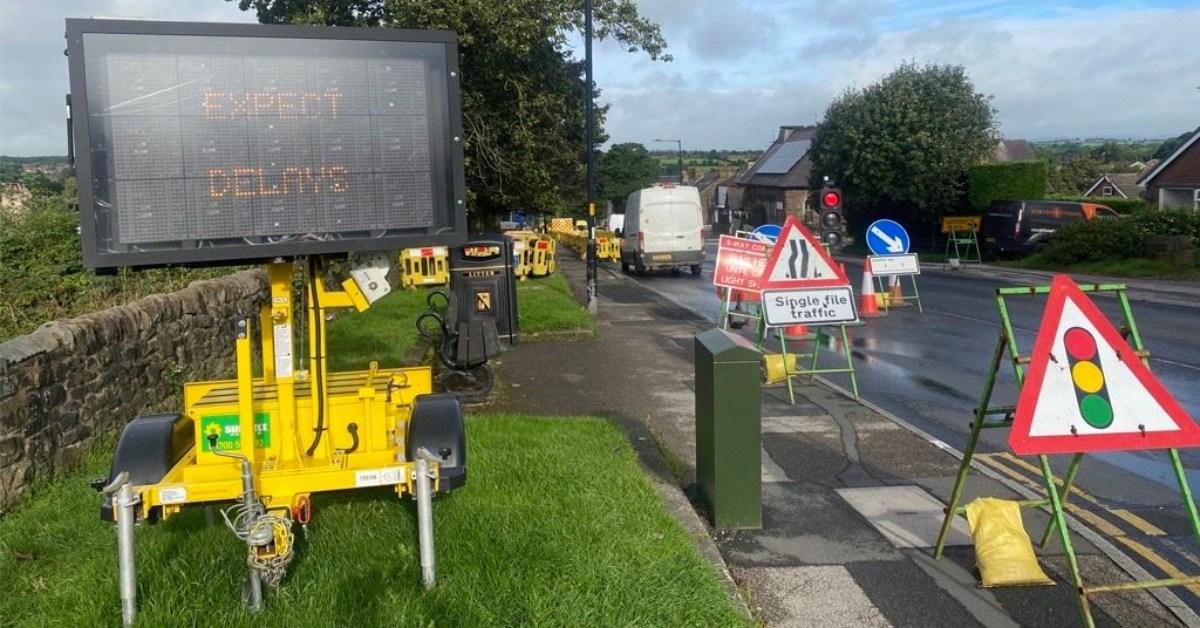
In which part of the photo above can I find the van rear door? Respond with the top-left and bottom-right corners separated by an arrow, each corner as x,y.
641,195 -> 701,254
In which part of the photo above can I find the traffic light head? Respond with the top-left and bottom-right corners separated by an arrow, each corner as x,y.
818,186 -> 843,249
1064,326 -> 1113,429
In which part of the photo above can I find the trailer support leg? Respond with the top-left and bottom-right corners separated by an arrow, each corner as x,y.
115,481 -> 138,627
416,456 -> 436,590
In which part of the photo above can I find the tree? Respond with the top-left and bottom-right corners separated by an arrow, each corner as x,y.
232,0 -> 669,223
1153,127 -> 1200,160
597,143 -> 659,210
1047,156 -> 1103,195
808,63 -> 994,232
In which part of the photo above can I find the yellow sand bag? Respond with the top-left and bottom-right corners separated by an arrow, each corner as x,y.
762,354 -> 798,384
964,497 -> 1054,587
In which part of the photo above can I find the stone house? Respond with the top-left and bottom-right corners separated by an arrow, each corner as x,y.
731,126 -> 816,227
1138,128 -> 1200,211
991,138 -> 1037,162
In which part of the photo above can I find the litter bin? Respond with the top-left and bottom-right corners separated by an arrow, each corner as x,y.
449,235 -> 519,349
694,328 -> 761,530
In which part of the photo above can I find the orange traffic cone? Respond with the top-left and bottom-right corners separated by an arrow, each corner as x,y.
783,324 -> 812,339
859,259 -> 885,318
888,275 -> 910,307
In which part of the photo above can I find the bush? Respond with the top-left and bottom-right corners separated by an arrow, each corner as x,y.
1048,195 -> 1149,214
967,160 -> 1048,212
0,193 -> 229,341
1042,219 -> 1143,264
1041,210 -> 1200,265
1128,210 -> 1200,247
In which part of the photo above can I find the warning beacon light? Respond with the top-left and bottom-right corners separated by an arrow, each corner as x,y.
818,183 -> 844,251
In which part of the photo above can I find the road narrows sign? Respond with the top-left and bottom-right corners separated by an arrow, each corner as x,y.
713,235 -> 769,292
1009,275 -> 1200,455
760,215 -> 851,289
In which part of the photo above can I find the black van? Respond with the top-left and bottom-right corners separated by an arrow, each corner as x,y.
980,200 -> 1119,256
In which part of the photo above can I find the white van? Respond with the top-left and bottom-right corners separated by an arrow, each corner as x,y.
619,184 -> 705,275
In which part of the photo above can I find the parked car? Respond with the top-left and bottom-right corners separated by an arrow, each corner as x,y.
619,184 -> 705,275
980,200 -> 1120,256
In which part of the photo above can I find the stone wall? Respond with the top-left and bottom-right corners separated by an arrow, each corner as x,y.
0,269 -> 267,511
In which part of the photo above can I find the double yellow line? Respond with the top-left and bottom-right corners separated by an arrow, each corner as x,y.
976,452 -> 1200,595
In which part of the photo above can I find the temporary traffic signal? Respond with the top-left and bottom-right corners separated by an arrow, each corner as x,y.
819,186 -> 844,251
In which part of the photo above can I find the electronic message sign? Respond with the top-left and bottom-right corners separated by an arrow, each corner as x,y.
66,19 -> 467,268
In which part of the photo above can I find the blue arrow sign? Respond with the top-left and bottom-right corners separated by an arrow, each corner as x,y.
751,224 -> 781,244
865,219 -> 910,255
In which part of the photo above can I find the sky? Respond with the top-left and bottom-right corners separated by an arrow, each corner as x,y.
1,0 -> 1197,155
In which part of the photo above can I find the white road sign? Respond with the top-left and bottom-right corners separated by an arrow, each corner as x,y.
761,287 -> 858,326
869,253 -> 920,276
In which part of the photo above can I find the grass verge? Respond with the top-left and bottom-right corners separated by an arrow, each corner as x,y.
517,274 -> 594,337
326,271 -> 594,371
998,254 -> 1200,279
325,288 -> 429,371
0,415 -> 749,627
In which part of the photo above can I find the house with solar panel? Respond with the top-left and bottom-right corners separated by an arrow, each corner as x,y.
730,126 -> 817,227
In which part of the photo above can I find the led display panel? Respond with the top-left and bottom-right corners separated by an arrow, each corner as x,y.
66,19 -> 466,268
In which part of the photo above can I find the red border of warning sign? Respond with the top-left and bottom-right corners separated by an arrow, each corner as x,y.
1009,274 -> 1200,455
759,215 -> 851,290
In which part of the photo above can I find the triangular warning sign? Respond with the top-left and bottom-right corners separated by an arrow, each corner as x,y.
759,215 -> 851,289
1009,274 -> 1200,455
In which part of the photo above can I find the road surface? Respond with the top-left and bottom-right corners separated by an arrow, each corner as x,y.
613,237 -> 1200,611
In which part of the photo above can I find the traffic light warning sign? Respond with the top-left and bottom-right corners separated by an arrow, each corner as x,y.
1009,275 -> 1200,455
760,215 -> 850,290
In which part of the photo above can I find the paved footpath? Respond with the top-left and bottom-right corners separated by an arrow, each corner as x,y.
489,254 -> 1193,628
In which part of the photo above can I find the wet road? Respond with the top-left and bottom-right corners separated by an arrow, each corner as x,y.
616,238 -> 1200,514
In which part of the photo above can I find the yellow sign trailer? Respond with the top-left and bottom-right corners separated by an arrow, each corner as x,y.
98,256 -> 466,624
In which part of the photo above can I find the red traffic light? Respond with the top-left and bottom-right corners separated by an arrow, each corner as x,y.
822,191 -> 841,208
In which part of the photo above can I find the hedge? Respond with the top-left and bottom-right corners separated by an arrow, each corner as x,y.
1048,194 -> 1149,214
1042,210 -> 1200,264
967,160 -> 1048,212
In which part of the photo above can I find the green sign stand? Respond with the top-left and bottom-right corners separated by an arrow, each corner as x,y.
933,283 -> 1200,628
873,273 -> 924,314
715,234 -> 859,405
942,226 -> 982,269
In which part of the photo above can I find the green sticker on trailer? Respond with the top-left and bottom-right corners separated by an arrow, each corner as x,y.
200,413 -> 271,451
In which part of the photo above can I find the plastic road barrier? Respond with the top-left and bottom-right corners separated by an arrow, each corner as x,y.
400,246 -> 450,289
505,231 -> 538,280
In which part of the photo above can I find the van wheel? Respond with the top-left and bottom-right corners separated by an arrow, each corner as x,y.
670,268 -> 681,277
634,264 -> 646,275
690,264 -> 702,277
621,261 -> 631,273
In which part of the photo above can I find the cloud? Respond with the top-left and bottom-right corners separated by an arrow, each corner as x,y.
2,1 -> 1197,155
0,0 -> 253,155
594,2 -> 1200,149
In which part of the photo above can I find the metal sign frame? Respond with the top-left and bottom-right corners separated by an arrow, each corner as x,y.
933,279 -> 1200,628
66,19 -> 468,269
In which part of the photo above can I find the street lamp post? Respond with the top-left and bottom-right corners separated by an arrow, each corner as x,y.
584,0 -> 598,314
653,138 -> 683,183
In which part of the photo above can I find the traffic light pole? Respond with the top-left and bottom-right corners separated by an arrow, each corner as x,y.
584,0 -> 598,314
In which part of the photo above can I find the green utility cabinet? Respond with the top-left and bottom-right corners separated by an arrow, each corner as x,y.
694,328 -> 762,530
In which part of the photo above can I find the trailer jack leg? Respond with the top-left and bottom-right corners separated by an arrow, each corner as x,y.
103,472 -> 138,627
415,453 -> 436,590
